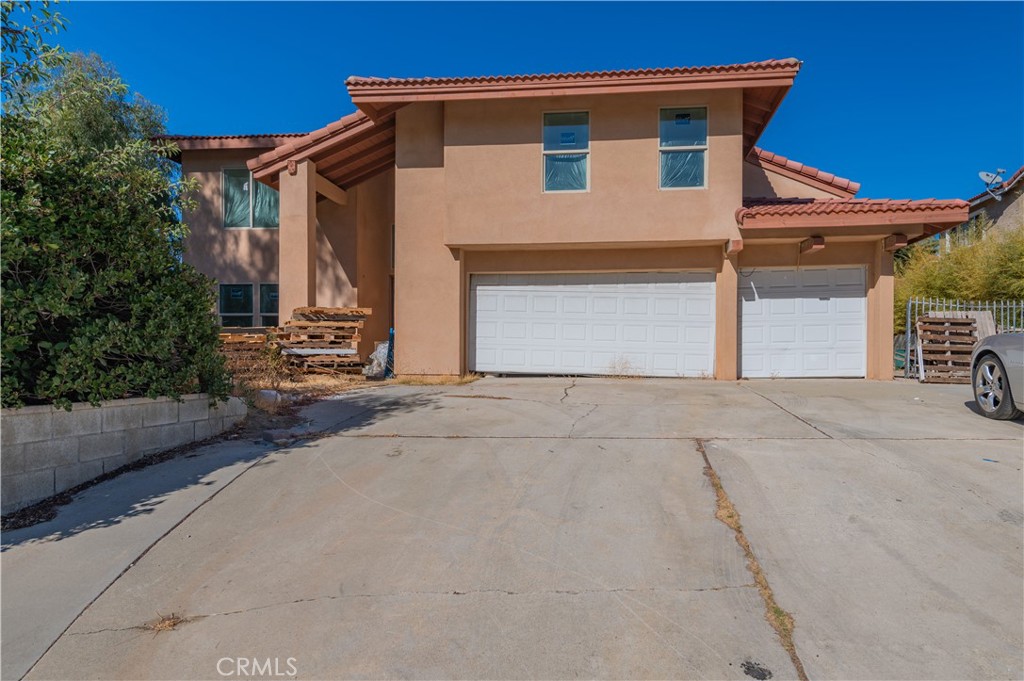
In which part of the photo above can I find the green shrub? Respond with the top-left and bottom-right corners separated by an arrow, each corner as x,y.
0,60 -> 230,409
894,218 -> 1024,332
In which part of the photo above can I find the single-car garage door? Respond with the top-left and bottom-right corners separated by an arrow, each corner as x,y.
470,272 -> 716,377
739,266 -> 866,378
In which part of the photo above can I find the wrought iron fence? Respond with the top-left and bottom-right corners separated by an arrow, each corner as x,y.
901,297 -> 1024,378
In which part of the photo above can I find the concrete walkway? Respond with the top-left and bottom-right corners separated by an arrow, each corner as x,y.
1,437 -> 276,681
4,378 -> 1022,680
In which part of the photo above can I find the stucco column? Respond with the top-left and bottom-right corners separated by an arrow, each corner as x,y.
866,240 -> 895,380
715,250 -> 739,380
278,160 -> 317,322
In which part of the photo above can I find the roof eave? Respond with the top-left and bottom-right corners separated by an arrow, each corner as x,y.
738,207 -> 969,231
349,72 -> 798,107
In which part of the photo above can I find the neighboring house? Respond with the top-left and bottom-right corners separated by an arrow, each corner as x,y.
966,165 -> 1024,233
164,58 -> 968,380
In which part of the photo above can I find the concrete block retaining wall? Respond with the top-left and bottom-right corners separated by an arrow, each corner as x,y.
1,395 -> 247,514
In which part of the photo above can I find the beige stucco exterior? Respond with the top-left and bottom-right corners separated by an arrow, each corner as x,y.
742,161 -> 838,200
181,150 -> 393,357
179,80 -> 935,380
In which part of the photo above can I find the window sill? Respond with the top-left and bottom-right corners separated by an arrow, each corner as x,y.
658,185 -> 708,192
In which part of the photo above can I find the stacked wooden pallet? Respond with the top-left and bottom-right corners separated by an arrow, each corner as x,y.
219,330 -> 270,372
915,317 -> 977,384
273,307 -> 370,374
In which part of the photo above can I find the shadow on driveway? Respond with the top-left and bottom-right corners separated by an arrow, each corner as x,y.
1,388 -> 440,550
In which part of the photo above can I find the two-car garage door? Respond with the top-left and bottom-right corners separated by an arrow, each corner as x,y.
470,272 -> 716,377
468,266 -> 868,378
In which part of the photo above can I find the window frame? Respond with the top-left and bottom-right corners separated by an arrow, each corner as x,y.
258,283 -> 279,328
222,168 -> 279,229
218,283 -> 255,328
657,106 -> 709,191
541,110 -> 591,194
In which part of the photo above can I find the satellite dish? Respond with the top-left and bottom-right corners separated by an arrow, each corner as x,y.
979,171 -> 1004,185
979,169 -> 1007,202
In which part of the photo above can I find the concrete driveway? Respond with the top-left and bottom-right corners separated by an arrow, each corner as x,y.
5,378 -> 1022,680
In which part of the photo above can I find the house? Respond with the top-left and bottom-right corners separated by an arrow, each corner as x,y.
164,58 -> 968,380
966,165 -> 1024,233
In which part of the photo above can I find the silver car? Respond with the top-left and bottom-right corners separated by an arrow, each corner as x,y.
971,333 -> 1024,420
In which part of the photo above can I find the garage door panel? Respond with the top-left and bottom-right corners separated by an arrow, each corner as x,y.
834,266 -> 865,286
533,296 -> 557,313
471,272 -> 716,377
563,297 -> 587,314
740,266 -> 866,378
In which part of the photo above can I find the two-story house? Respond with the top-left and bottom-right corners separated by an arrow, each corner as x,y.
166,59 -> 968,380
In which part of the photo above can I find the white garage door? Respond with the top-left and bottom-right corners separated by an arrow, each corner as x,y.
739,266 -> 866,378
470,272 -> 716,377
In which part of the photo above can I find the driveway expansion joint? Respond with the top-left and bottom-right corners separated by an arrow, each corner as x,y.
697,438 -> 810,681
740,384 -> 834,439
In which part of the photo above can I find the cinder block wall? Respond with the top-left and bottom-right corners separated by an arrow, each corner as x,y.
1,395 -> 247,514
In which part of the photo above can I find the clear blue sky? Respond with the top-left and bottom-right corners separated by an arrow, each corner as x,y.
56,1 -> 1023,200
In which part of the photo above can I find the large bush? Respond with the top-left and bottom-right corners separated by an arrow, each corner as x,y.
1,56 -> 230,408
894,218 -> 1024,332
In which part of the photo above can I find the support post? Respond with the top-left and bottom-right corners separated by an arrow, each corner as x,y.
867,240 -> 895,380
278,159 -> 317,323
715,250 -> 739,380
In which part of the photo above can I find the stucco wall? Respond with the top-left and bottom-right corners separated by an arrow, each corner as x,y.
742,161 -> 838,200
354,169 -> 396,355
973,184 -> 1024,233
1,395 -> 247,514
182,149 -> 281,319
180,149 -> 393,351
443,90 -> 744,248
394,103 -> 462,375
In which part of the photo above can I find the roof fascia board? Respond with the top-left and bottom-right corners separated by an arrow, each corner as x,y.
249,117 -> 393,182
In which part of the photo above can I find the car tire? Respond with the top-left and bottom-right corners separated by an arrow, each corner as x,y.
973,353 -> 1022,420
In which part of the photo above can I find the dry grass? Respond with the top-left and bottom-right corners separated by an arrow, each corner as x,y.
143,613 -> 189,632
697,439 -> 808,681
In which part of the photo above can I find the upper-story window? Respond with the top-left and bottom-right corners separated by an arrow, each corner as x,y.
543,112 -> 589,192
223,169 -> 280,228
659,107 -> 707,189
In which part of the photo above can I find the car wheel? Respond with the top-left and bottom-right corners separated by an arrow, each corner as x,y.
973,353 -> 1022,420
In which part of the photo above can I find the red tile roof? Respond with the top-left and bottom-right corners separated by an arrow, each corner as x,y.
158,133 -> 306,141
347,59 -> 801,153
749,147 -> 860,198
346,59 -> 801,89
736,198 -> 969,240
155,133 -> 307,153
968,165 -> 1024,205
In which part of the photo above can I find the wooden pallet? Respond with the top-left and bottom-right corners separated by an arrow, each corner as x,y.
916,317 -> 977,384
272,307 -> 372,374
291,307 -> 372,322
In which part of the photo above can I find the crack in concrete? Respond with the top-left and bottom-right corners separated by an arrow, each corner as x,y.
697,438 -> 809,681
561,378 -> 577,403
568,404 -> 599,438
66,584 -> 758,637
